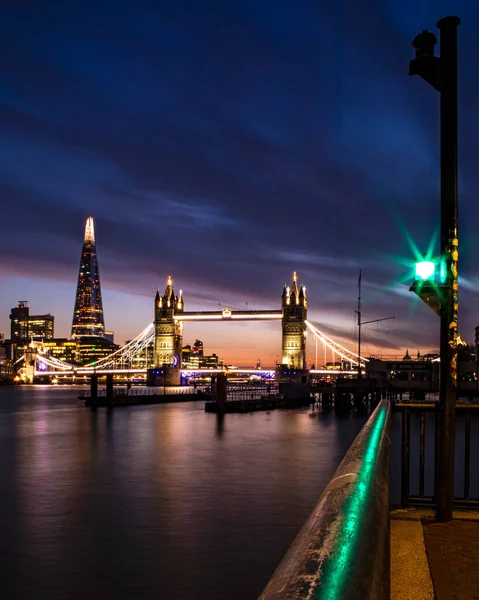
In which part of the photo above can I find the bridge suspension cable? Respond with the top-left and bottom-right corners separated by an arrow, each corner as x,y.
83,323 -> 154,370
32,323 -> 155,374
30,319 -> 369,376
37,353 -> 75,371
305,321 -> 369,367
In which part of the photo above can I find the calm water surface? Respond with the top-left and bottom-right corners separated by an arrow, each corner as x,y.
0,385 -> 371,599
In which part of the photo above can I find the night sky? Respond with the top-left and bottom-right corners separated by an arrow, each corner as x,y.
1,1 -> 478,365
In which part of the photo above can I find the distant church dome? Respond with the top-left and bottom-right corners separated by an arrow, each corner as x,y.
403,349 -> 411,361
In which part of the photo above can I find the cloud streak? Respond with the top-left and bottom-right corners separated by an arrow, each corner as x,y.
1,1 -> 478,363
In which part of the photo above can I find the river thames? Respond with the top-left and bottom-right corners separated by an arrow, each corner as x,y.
3,385 -> 477,599
0,385 -> 372,599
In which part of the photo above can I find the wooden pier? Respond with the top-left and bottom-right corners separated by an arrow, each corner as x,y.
205,395 -> 311,414
82,387 -> 211,408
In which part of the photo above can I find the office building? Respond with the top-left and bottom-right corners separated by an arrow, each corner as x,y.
182,340 -> 223,370
192,339 -> 204,356
10,302 -> 30,343
10,302 -> 54,343
77,336 -> 119,365
42,337 -> 119,366
199,353 -> 222,369
28,314 -> 54,340
71,217 -> 106,338
0,335 -> 13,380
43,339 -> 81,365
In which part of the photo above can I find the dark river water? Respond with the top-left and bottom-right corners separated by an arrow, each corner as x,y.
1,386 -> 477,599
0,386 -> 369,600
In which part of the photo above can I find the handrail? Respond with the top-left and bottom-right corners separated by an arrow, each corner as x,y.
397,402 -> 479,508
396,402 -> 479,410
259,400 -> 391,600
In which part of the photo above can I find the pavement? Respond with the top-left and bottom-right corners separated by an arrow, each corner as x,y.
390,508 -> 435,600
391,508 -> 479,600
423,517 -> 479,600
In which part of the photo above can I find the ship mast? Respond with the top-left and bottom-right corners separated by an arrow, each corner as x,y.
355,270 -> 395,378
357,270 -> 362,378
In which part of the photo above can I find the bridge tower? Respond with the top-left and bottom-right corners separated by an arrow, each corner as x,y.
150,276 -> 184,386
281,272 -> 307,369
21,340 -> 37,383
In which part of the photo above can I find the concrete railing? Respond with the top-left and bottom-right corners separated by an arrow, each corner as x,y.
259,400 -> 391,600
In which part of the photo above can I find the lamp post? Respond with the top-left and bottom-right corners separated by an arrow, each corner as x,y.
409,16 -> 460,522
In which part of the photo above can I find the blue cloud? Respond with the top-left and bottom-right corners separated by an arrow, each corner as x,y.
1,0 -> 478,358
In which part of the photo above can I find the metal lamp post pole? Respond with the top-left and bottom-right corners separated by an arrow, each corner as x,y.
437,16 -> 460,522
409,16 -> 460,522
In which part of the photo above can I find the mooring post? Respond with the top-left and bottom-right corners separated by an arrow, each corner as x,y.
106,373 -> 114,407
90,374 -> 98,411
216,372 -> 227,414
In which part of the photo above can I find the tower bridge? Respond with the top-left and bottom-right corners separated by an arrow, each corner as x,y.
150,272 -> 309,385
20,272 -> 368,382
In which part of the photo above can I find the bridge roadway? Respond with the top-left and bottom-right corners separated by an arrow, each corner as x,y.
36,367 -> 359,377
173,309 -> 283,321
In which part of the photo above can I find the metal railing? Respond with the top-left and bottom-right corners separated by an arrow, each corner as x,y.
79,386 -> 199,398
398,402 -> 479,507
259,400 -> 391,600
225,383 -> 280,401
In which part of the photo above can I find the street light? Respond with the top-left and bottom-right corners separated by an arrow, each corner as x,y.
410,255 -> 442,315
409,16 -> 460,522
415,258 -> 436,281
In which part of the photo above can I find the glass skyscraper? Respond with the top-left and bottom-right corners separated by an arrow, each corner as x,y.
71,217 -> 106,338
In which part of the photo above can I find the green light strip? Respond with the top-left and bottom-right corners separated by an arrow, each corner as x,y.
315,405 -> 388,600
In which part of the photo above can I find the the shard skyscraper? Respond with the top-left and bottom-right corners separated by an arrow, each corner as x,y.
71,217 -> 106,338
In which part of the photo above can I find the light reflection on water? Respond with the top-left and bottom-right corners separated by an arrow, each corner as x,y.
1,385 -> 368,599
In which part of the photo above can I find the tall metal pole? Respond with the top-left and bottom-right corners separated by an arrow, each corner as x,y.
437,16 -> 460,522
357,269 -> 362,378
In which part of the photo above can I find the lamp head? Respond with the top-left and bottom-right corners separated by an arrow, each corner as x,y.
411,30 -> 437,59
415,257 -> 436,281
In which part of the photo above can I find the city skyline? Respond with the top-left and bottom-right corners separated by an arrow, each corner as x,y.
0,220 -> 449,367
2,2 -> 479,365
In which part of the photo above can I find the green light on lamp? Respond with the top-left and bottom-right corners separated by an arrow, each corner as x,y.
439,259 -> 446,284
415,259 -> 435,281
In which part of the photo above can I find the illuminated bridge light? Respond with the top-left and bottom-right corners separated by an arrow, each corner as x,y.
174,311 -> 283,321
33,314 -> 367,378
310,370 -> 359,376
181,369 -> 276,378
305,320 -> 369,366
